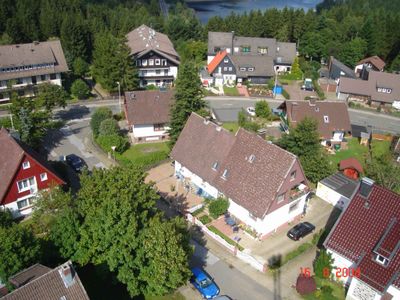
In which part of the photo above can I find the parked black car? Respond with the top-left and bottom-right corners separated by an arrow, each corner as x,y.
287,222 -> 315,241
65,154 -> 87,173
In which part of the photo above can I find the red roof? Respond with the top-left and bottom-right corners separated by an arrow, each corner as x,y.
339,158 -> 364,174
325,184 -> 400,292
207,50 -> 227,74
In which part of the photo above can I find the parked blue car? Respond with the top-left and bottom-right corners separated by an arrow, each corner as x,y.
190,267 -> 220,299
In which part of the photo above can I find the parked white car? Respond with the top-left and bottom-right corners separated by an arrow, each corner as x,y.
392,101 -> 400,111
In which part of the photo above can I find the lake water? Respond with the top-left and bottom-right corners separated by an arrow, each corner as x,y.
185,0 -> 322,23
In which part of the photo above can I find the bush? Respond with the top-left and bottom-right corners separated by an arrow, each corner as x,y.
0,117 -> 12,129
96,134 -> 129,154
208,197 -> 229,219
313,80 -> 326,100
90,107 -> 113,137
72,57 -> 89,77
192,206 -> 205,217
238,110 -> 247,127
243,121 -> 260,132
99,118 -> 119,136
146,84 -> 157,90
71,79 -> 91,100
282,88 -> 290,99
255,101 -> 271,119
199,215 -> 212,224
0,209 -> 14,228
314,250 -> 334,279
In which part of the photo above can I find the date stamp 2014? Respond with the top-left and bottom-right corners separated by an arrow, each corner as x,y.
300,267 -> 361,279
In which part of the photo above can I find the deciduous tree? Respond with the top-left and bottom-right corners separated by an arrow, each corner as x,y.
71,79 -> 91,100
90,107 -> 113,137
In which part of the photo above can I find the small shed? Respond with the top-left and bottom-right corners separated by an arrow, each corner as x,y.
360,132 -> 371,146
339,158 -> 364,179
316,172 -> 359,209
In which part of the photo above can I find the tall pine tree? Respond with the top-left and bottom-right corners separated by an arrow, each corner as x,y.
168,61 -> 205,147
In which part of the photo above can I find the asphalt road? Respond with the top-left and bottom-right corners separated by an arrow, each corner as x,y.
190,240 -> 274,300
206,96 -> 400,134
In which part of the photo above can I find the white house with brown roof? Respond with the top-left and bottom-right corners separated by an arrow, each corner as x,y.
126,25 -> 180,88
0,40 -> 68,103
171,113 -> 310,238
354,56 -> 385,77
124,90 -> 174,143
324,178 -> 400,300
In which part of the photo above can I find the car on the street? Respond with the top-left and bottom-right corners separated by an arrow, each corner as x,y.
287,222 -> 315,241
64,154 -> 87,173
301,78 -> 314,91
190,267 -> 219,299
246,107 -> 256,116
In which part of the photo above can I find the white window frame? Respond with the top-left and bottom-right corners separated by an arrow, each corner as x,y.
40,172 -> 48,181
240,67 -> 246,71
323,115 -> 329,123
142,59 -> 148,66
155,59 -> 160,65
149,59 -> 154,66
212,161 -> 218,171
228,67 -> 232,71
290,171 -> 296,181
161,59 -> 167,66
376,254 -> 389,265
248,67 -> 254,71
22,161 -> 30,169
221,169 -> 228,180
224,59 -> 229,63
276,193 -> 285,203
17,176 -> 36,193
16,196 -> 36,210
223,67 -> 227,71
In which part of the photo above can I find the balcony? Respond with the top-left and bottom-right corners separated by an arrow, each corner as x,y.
289,184 -> 309,201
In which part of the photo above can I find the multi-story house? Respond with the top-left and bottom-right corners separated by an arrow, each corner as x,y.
0,40 -> 68,103
0,128 -> 64,219
126,25 -> 180,88
171,113 -> 310,238
324,178 -> 400,300
206,31 -> 296,85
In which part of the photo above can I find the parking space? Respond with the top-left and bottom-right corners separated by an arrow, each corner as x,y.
283,81 -> 318,100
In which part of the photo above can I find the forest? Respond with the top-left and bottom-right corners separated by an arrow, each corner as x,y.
0,0 -> 399,75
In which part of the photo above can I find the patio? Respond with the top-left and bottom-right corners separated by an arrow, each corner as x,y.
146,162 -> 204,213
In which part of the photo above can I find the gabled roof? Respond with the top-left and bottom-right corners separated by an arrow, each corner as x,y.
325,184 -> 400,293
329,57 -> 356,79
2,261 -> 89,300
338,71 -> 400,104
9,264 -> 51,288
0,128 -> 65,204
207,50 -> 228,74
171,113 -> 303,219
339,158 -> 364,174
283,100 -> 352,139
357,56 -> 386,71
230,55 -> 275,78
126,24 -> 179,61
124,90 -> 174,125
0,40 -> 69,81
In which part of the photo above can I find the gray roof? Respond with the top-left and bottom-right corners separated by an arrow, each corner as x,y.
320,172 -> 359,199
338,71 -> 400,104
329,57 -> 356,79
0,40 -> 69,81
230,55 -> 274,78
2,261 -> 89,300
9,264 -> 51,288
126,25 -> 179,63
208,32 -> 296,64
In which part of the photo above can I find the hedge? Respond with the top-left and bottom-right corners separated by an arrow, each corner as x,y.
208,198 -> 229,219
199,215 -> 212,225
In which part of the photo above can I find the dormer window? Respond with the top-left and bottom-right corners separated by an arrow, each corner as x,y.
212,161 -> 219,171
22,161 -> 30,169
323,116 -> 329,123
248,67 -> 254,71
222,169 -> 229,180
239,67 -> 246,71
248,154 -> 255,163
376,254 -> 389,266
224,59 -> 229,63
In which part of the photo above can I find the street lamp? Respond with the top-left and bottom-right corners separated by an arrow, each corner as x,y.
111,146 -> 116,161
116,81 -> 121,114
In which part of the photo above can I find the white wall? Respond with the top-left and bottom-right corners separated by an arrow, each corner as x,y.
4,193 -> 37,219
316,182 -> 350,209
387,286 -> 400,300
175,162 -> 219,198
229,193 -> 307,236
207,55 -> 215,64
223,74 -> 236,84
274,65 -> 291,73
170,66 -> 178,79
132,124 -> 169,140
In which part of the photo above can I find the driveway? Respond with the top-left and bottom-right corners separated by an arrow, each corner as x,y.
282,81 -> 317,100
249,197 -> 337,261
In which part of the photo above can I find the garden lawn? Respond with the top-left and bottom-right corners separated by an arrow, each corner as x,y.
327,138 -> 391,168
223,86 -> 240,96
120,142 -> 170,168
302,277 -> 345,300
222,122 -> 239,133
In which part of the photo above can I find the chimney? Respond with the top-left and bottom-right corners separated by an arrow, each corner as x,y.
360,177 -> 374,200
59,262 -> 75,288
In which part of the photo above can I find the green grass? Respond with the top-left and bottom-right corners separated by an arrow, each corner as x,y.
199,215 -> 212,224
282,242 -> 313,265
302,277 -> 345,300
222,122 -> 239,133
223,85 -> 240,96
208,225 -> 244,251
327,138 -> 391,169
120,142 -> 170,168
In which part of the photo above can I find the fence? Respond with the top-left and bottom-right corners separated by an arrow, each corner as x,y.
187,213 -> 266,272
